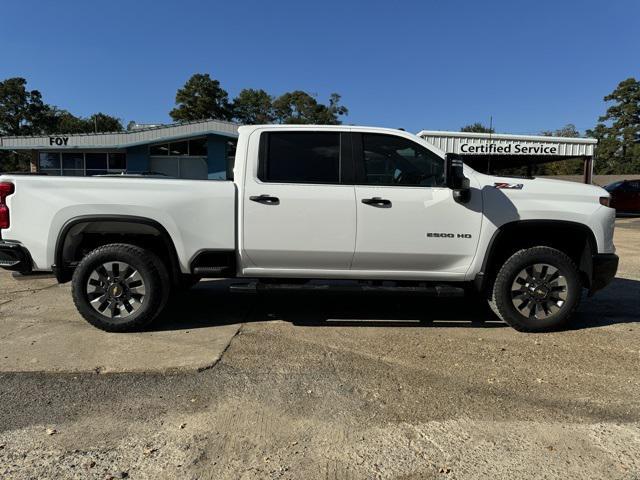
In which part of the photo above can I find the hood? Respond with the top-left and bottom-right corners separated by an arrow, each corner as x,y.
469,170 -> 608,198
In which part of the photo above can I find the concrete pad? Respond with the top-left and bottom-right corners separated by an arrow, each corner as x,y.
0,275 -> 243,374
0,271 -> 58,306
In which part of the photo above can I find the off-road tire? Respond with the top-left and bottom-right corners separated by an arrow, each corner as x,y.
71,243 -> 170,332
488,246 -> 581,332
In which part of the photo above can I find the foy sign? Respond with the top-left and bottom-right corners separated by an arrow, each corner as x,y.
459,142 -> 558,155
49,136 -> 69,146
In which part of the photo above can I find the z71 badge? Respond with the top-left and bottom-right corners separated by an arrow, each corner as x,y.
494,182 -> 524,190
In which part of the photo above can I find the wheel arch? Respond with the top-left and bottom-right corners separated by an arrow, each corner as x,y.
477,219 -> 598,292
54,215 -> 181,285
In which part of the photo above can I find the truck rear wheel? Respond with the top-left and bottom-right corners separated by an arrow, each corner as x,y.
489,246 -> 581,332
71,244 -> 170,332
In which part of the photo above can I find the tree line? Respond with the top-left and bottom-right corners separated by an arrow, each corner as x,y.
168,73 -> 348,126
1,74 -> 639,175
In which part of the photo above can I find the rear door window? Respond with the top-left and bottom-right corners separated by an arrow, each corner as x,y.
260,132 -> 341,184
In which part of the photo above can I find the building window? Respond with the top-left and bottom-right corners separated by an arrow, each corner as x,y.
85,153 -> 108,176
149,137 -> 208,157
38,152 -> 126,176
226,139 -> 237,180
189,138 -> 207,156
108,153 -> 126,170
169,141 -> 189,156
62,153 -> 84,176
149,144 -> 169,156
39,153 -> 61,175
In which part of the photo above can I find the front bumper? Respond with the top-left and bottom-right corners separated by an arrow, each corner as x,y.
590,253 -> 619,293
0,241 -> 32,274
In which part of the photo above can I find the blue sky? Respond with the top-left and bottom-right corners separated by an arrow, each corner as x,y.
1,0 -> 638,134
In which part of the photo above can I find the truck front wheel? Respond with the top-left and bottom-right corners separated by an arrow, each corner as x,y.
71,244 -> 170,332
489,247 -> 582,332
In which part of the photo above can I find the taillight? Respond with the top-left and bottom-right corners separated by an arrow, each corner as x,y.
599,196 -> 611,207
0,182 -> 15,229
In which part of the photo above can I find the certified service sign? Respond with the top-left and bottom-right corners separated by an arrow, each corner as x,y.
459,142 -> 558,155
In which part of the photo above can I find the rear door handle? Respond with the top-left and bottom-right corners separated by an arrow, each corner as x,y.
250,194 -> 280,205
361,197 -> 392,208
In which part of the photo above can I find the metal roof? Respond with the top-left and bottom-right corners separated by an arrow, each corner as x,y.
418,130 -> 596,157
0,119 -> 239,150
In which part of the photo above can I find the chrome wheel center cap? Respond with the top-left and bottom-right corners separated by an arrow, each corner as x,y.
109,283 -> 124,298
533,285 -> 549,299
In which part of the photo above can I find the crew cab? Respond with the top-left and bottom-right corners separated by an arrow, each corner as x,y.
0,125 -> 619,332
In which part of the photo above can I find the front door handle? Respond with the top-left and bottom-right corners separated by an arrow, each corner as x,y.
250,194 -> 280,205
361,197 -> 392,208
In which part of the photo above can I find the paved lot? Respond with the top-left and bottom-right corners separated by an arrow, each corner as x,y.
0,218 -> 639,479
0,276 -> 243,373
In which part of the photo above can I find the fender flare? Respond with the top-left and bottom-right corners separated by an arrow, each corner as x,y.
53,214 -> 181,284
476,219 -> 598,291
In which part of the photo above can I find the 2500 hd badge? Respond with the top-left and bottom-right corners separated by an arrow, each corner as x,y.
426,233 -> 473,239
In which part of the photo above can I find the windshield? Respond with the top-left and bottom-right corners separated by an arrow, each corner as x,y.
604,181 -> 623,192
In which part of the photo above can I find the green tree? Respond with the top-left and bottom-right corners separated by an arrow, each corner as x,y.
539,124 -> 583,175
41,109 -> 123,134
272,91 -> 348,124
0,77 -> 51,136
541,124 -> 580,138
587,78 -> 640,174
232,88 -> 275,124
170,73 -> 232,122
0,77 -> 53,172
460,122 -> 494,133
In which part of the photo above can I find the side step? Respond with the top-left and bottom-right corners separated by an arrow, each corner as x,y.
229,281 -> 465,297
192,266 -> 232,276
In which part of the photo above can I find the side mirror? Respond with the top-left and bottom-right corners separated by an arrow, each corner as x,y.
446,153 -> 471,203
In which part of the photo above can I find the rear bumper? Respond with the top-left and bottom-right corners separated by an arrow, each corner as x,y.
0,241 -> 33,274
590,253 -> 618,293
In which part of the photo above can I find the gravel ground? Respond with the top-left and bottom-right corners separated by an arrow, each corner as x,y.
1,218 -> 639,480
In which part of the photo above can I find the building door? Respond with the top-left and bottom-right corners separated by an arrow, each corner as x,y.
351,132 -> 483,278
241,130 -> 356,274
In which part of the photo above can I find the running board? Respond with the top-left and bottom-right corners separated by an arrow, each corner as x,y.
192,266 -> 232,276
229,282 -> 465,297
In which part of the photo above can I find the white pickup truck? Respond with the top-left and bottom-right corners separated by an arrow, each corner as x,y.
0,125 -> 618,332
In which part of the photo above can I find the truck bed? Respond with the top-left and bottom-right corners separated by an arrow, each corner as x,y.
0,175 -> 236,273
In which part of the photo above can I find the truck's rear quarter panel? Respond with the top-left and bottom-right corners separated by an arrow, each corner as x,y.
1,176 -> 236,273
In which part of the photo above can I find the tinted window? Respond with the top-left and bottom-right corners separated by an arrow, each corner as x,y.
611,181 -> 638,192
62,152 -> 84,176
262,132 -> 340,184
189,138 -> 208,156
361,134 -> 445,187
86,153 -> 107,169
39,152 -> 60,170
604,181 -> 623,192
62,153 -> 84,170
150,143 -> 169,155
108,153 -> 127,170
169,141 -> 189,156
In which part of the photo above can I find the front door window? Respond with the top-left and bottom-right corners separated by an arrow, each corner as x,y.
361,133 -> 445,188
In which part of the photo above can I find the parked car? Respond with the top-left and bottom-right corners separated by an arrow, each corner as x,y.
0,125 -> 618,333
604,179 -> 640,214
